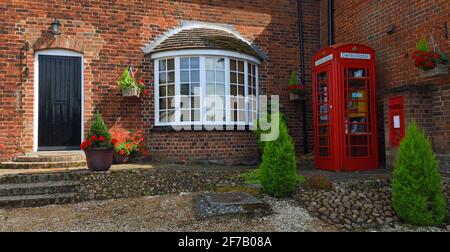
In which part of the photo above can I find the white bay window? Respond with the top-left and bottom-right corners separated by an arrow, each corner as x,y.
153,50 -> 259,127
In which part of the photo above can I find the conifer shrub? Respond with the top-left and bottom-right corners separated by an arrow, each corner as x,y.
259,112 -> 298,197
88,111 -> 111,142
392,122 -> 446,225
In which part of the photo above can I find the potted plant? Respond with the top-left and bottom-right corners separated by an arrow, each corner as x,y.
117,68 -> 145,97
287,71 -> 305,100
80,112 -> 114,171
109,127 -> 148,164
413,38 -> 448,78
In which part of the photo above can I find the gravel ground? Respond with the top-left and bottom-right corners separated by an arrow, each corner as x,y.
0,193 -> 333,232
0,193 -> 447,232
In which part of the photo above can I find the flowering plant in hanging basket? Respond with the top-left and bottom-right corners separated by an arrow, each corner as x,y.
117,68 -> 145,97
413,38 -> 448,78
80,112 -> 115,171
287,71 -> 305,101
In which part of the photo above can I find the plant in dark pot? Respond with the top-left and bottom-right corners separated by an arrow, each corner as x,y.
80,112 -> 114,171
109,127 -> 148,164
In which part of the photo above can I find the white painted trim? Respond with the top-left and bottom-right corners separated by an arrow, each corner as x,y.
151,49 -> 261,65
153,54 -> 259,127
33,49 -> 84,152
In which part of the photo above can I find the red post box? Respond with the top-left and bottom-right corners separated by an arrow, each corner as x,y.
388,96 -> 405,147
312,44 -> 379,172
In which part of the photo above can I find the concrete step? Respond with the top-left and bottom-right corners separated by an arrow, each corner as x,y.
0,160 -> 86,169
0,172 -> 81,184
13,154 -> 85,163
0,193 -> 75,208
0,181 -> 79,197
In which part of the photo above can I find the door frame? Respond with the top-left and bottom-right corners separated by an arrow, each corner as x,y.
33,49 -> 84,152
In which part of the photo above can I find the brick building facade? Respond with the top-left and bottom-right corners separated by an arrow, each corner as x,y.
0,0 -> 448,171
0,0 -> 318,165
319,0 -> 450,172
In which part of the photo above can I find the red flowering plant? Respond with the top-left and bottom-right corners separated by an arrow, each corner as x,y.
80,112 -> 114,150
109,127 -> 148,157
413,38 -> 448,71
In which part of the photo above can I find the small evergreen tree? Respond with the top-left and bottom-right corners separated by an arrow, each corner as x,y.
392,122 -> 446,225
259,113 -> 298,197
89,111 -> 112,142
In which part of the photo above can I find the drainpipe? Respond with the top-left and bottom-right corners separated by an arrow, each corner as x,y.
297,0 -> 308,154
328,0 -> 334,45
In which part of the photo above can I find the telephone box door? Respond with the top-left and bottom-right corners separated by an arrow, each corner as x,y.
313,64 -> 337,171
341,64 -> 378,171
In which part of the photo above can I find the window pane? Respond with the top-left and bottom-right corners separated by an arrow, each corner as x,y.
192,96 -> 200,109
238,61 -> 244,72
159,60 -> 166,71
167,110 -> 175,122
190,57 -> 199,69
181,110 -> 190,122
206,70 -> 215,82
206,58 -> 215,69
167,84 -> 175,96
180,84 -> 189,95
180,70 -> 189,83
192,83 -> 200,95
180,96 -> 190,109
180,58 -> 189,69
159,85 -> 166,97
216,71 -> 224,82
159,111 -> 167,122
216,83 -> 225,95
167,59 -> 174,70
168,97 -> 175,109
216,58 -> 225,69
230,60 -> 236,71
206,83 -> 215,95
238,73 -> 244,84
168,71 -> 174,83
191,70 -> 200,82
159,73 -> 166,84
159,98 -> 166,109
230,72 -> 236,84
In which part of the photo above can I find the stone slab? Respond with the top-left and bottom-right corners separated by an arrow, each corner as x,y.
195,192 -> 272,219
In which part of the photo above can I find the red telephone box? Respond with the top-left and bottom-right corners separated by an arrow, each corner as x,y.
312,44 -> 379,172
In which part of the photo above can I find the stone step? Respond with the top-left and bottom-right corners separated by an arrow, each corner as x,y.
0,193 -> 75,208
0,160 -> 86,169
13,154 -> 85,163
0,172 -> 81,184
0,181 -> 79,197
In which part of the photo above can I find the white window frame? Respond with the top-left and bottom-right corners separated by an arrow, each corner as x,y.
152,49 -> 260,127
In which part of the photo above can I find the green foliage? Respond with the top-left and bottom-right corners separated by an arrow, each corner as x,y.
254,105 -> 287,152
117,69 -> 135,90
88,112 -> 112,148
259,113 -> 298,197
392,122 -> 446,226
241,169 -> 262,185
439,53 -> 448,65
416,38 -> 429,52
117,68 -> 144,92
288,71 -> 298,85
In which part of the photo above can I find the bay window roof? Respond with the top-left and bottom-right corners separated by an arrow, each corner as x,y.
150,28 -> 262,60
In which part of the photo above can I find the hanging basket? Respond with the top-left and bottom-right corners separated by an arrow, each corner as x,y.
122,87 -> 140,97
288,84 -> 306,101
420,64 -> 448,78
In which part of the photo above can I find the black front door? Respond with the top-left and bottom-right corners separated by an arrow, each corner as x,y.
38,55 -> 82,150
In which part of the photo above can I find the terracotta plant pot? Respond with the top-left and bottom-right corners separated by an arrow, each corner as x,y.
84,148 -> 113,171
113,151 -> 130,164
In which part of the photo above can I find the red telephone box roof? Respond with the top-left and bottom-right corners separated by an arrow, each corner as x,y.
312,43 -> 375,67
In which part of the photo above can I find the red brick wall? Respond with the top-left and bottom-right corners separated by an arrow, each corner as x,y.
320,0 -> 450,171
0,0 -> 320,164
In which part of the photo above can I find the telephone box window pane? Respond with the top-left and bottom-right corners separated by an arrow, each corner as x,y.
319,148 -> 329,157
349,79 -> 366,90
319,137 -> 329,146
350,146 -> 368,157
350,135 -> 368,145
348,69 -> 366,78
